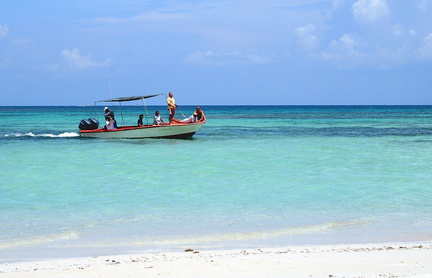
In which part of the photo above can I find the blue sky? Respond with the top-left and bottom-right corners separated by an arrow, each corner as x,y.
1,0 -> 432,105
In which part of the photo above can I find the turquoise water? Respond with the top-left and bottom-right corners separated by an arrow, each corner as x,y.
1,105 -> 432,261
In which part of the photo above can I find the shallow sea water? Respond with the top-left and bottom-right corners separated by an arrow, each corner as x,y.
1,105 -> 432,261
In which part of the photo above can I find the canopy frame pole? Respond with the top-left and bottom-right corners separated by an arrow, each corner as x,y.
92,93 -> 165,128
119,101 -> 124,127
92,101 -> 102,128
142,98 -> 150,125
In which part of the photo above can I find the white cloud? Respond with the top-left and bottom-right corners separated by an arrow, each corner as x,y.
43,63 -> 61,72
184,50 -> 268,66
332,0 -> 345,8
295,24 -> 319,51
13,38 -> 33,46
417,0 -> 427,12
418,33 -> 432,60
95,12 -> 185,24
352,0 -> 389,23
0,24 -> 9,38
392,25 -> 403,36
320,33 -> 364,61
392,25 -> 418,38
61,48 -> 111,70
331,34 -> 358,52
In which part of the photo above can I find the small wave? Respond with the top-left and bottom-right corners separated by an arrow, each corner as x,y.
132,220 -> 366,246
0,231 -> 80,249
24,220 -> 365,250
4,132 -> 79,138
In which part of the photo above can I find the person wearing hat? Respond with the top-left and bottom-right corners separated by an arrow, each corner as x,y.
104,107 -> 117,128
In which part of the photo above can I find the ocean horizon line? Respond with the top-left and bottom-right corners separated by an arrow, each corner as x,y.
2,104 -> 432,108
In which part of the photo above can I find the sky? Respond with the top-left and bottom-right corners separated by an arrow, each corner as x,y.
1,0 -> 432,106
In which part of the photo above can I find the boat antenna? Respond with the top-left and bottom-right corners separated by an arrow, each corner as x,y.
108,79 -> 113,99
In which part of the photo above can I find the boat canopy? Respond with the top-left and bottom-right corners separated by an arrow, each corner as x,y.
95,94 -> 164,103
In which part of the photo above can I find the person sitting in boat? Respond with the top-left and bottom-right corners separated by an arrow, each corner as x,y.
153,111 -> 165,125
194,106 -> 206,122
180,107 -> 206,123
137,114 -> 144,126
105,116 -> 116,130
170,107 -> 206,124
104,107 -> 117,128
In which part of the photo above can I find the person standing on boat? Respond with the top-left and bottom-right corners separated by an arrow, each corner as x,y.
153,111 -> 165,125
166,92 -> 177,123
104,107 -> 117,128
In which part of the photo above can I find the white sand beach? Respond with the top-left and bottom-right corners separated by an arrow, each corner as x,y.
1,242 -> 431,278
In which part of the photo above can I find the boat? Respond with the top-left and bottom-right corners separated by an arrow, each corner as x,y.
78,94 -> 206,139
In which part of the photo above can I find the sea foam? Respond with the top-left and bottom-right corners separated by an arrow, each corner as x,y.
0,231 -> 80,249
4,132 -> 79,138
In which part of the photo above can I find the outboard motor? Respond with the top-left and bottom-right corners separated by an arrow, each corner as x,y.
79,117 -> 99,130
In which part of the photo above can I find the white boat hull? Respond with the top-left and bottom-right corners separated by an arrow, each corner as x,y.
79,122 -> 205,139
